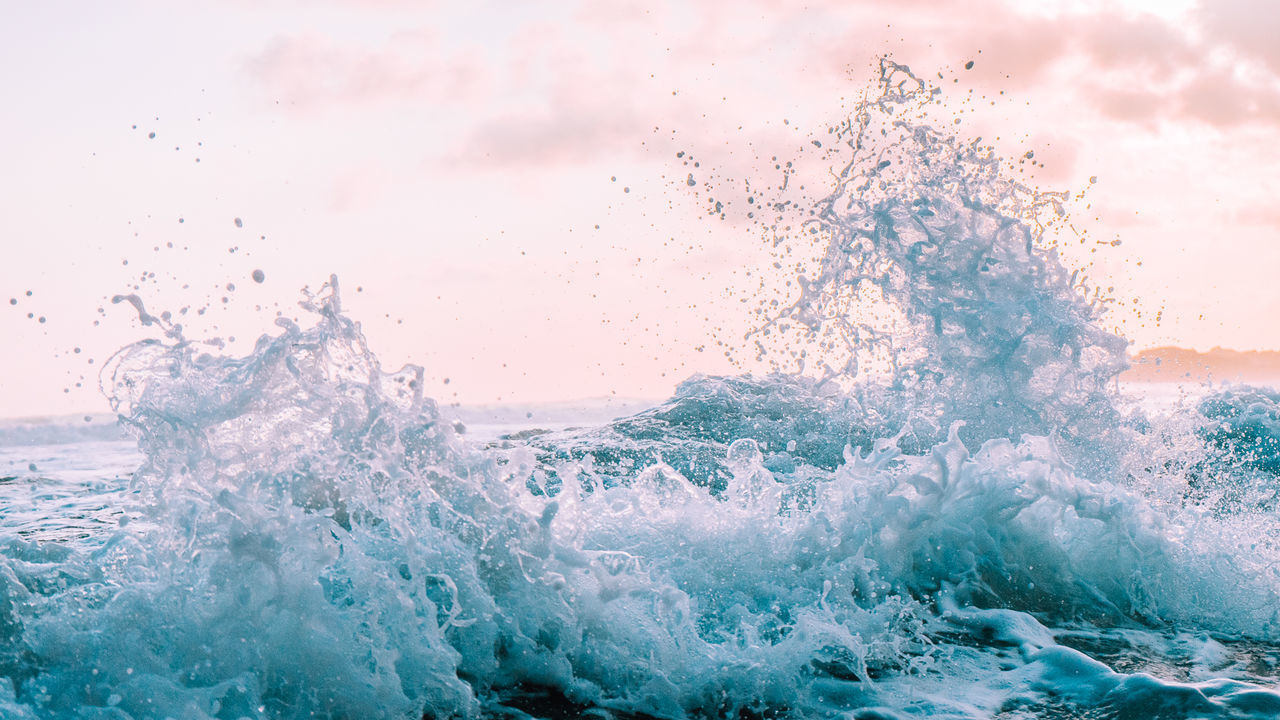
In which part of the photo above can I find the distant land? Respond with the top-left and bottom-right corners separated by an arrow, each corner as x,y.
1123,347 -> 1280,383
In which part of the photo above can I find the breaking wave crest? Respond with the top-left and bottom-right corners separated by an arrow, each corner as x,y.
2,61 -> 1279,720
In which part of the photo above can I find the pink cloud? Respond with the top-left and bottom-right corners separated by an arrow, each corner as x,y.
243,0 -> 1280,175
245,30 -> 486,110
459,106 -> 644,166
1177,68 -> 1280,127
1234,204 -> 1280,228
449,16 -> 666,166
1197,0 -> 1280,77
1077,13 -> 1197,78
1071,9 -> 1280,130
1088,85 -> 1167,126
818,4 -> 1280,133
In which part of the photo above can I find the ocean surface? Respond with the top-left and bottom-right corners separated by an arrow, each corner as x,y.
4,61 -> 1280,719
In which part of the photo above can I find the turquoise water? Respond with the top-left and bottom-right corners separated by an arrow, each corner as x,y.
3,61 -> 1280,719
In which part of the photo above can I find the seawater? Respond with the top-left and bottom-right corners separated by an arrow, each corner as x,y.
3,61 -> 1280,719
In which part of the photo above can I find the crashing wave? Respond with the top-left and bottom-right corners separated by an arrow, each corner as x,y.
1,62 -> 1278,720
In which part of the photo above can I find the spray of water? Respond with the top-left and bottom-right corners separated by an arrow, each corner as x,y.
0,62 -> 1278,720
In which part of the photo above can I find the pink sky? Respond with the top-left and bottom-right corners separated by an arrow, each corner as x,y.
2,0 -> 1279,419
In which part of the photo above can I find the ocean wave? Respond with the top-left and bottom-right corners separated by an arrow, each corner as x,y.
1,61 -> 1278,719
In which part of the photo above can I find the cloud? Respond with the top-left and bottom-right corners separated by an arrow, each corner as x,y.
244,30 -> 484,110
242,0 -> 1280,176
458,106 -> 644,166
1069,8 -> 1280,130
1076,13 -> 1198,78
446,14 -> 668,166
1177,68 -> 1280,126
1197,0 -> 1280,77
823,3 -> 1280,133
1088,85 -> 1166,126
1233,203 -> 1280,228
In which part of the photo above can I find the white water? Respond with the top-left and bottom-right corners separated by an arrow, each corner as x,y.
2,61 -> 1279,719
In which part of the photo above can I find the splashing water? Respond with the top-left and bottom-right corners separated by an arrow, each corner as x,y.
739,60 -> 1130,468
3,62 -> 1280,720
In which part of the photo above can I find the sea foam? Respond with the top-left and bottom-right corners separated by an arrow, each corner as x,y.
2,61 -> 1279,720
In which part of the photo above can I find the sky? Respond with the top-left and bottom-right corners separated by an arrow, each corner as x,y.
2,0 -> 1279,419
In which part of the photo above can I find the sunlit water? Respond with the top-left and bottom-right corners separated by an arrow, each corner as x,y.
4,61 -> 1280,719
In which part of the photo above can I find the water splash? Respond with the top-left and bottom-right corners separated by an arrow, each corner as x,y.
744,60 -> 1130,464
0,64 -> 1278,720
